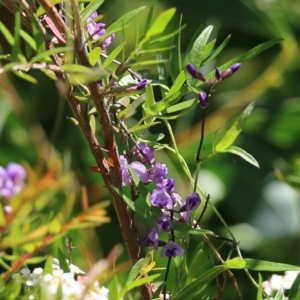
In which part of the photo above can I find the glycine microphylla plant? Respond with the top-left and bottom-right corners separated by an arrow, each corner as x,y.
0,0 -> 299,300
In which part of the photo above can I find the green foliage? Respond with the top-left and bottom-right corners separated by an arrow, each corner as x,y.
0,0 -> 299,299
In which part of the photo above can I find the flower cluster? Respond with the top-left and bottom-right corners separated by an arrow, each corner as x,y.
186,62 -> 241,108
120,143 -> 201,257
0,163 -> 26,200
86,11 -> 115,49
12,262 -> 109,300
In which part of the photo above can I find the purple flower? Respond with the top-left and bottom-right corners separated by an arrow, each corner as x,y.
86,11 -> 115,49
141,228 -> 159,249
199,92 -> 209,108
136,79 -> 148,90
0,163 -> 26,200
150,189 -> 173,210
120,155 -> 131,186
179,210 -> 191,223
161,241 -> 184,257
156,178 -> 175,193
152,161 -> 168,183
157,216 -> 171,232
134,142 -> 154,164
180,192 -> 201,212
221,63 -> 241,79
129,161 -> 150,184
186,63 -> 206,82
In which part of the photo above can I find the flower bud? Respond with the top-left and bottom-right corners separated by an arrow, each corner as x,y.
199,92 -> 209,108
186,63 -> 206,82
221,63 -> 241,79
215,67 -> 222,81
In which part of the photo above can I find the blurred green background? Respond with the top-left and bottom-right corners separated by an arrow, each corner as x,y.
1,0 -> 300,298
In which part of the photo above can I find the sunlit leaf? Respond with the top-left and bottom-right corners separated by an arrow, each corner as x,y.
200,39 -> 216,61
146,8 -> 176,38
81,0 -> 105,23
125,259 -> 144,286
186,25 -> 213,86
30,47 -> 72,63
88,47 -> 101,66
215,102 -> 254,151
129,121 -> 160,132
219,146 -> 260,168
103,42 -> 126,68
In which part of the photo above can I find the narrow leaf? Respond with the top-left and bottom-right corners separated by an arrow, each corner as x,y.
88,47 -> 101,66
106,7 -> 146,33
288,272 -> 300,300
219,146 -> 260,168
125,259 -> 144,286
172,266 -> 224,300
256,273 -> 263,300
103,42 -> 126,68
216,102 -> 254,151
81,0 -> 105,23
186,26 -> 213,86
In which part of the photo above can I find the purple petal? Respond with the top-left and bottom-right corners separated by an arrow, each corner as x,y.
161,241 -> 184,257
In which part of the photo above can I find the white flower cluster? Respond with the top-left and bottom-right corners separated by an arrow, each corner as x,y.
262,270 -> 299,299
12,263 -> 109,300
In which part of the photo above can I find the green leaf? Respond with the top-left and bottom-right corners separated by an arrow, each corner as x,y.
182,25 -> 204,67
61,64 -> 93,74
121,94 -> 146,119
0,21 -> 14,45
89,114 -> 96,134
187,243 -> 204,284
106,7 -> 146,34
225,257 -> 300,272
112,187 -> 135,211
30,11 -> 46,54
129,59 -> 169,67
186,26 -> 213,86
118,274 -> 160,299
144,85 -> 188,115
43,256 -> 53,275
11,8 -> 22,62
129,122 -> 160,133
88,47 -> 101,66
81,0 -> 105,23
165,99 -> 198,114
200,39 -> 216,61
224,257 -> 246,269
215,102 -> 254,151
108,276 -> 119,300
171,221 -> 212,235
172,266 -> 224,300
256,273 -> 263,300
288,272 -> 300,300
219,146 -> 260,168
125,259 -> 144,286
145,8 -> 176,38
103,42 -> 126,68
20,29 -> 36,51
127,165 -> 149,199
30,47 -> 72,63
58,248 -> 70,273
201,35 -> 231,65
274,288 -> 285,300
13,71 -> 37,84
144,0 -> 156,36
